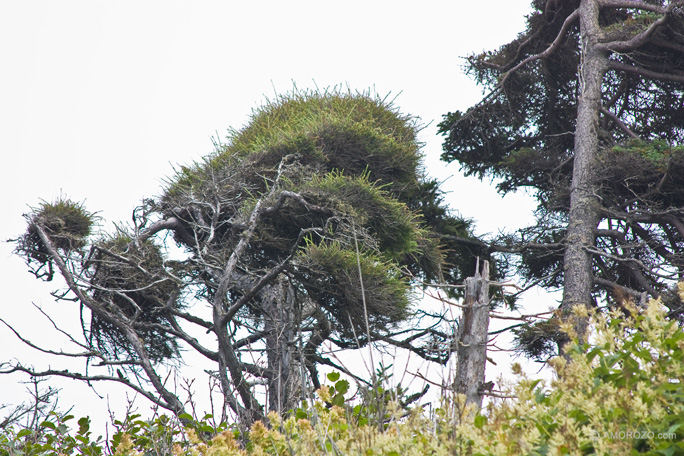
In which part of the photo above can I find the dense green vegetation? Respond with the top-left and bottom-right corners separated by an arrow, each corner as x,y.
439,0 -> 684,356
9,89 -> 479,428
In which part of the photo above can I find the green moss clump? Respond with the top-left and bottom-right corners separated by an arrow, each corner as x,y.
598,139 -> 684,209
295,171 -> 423,261
294,241 -> 409,340
610,138 -> 684,167
17,198 -> 95,280
89,233 -> 180,363
162,89 -> 422,208
29,198 -> 94,253
154,89 -> 465,341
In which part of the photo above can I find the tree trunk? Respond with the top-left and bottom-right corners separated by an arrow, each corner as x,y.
455,260 -> 490,411
561,0 -> 606,344
263,276 -> 298,415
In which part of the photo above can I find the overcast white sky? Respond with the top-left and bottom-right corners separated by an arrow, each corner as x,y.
0,0 -> 548,430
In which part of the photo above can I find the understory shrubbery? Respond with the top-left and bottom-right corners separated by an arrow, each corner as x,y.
2,290 -> 684,455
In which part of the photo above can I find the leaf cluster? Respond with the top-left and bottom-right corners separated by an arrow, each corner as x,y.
598,139 -> 684,210
16,198 -> 96,280
87,233 -> 182,362
0,413 -> 103,456
6,292 -> 684,455
438,1 -> 684,332
157,89 -> 475,344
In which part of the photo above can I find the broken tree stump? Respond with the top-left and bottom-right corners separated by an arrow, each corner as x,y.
455,259 -> 490,410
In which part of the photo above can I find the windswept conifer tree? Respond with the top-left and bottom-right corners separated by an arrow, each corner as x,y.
439,0 -> 684,358
8,90 -> 477,427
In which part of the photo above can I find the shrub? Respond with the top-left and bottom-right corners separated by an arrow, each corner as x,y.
467,293 -> 684,455
3,291 -> 684,455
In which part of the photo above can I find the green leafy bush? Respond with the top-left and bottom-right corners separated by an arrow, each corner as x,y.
3,290 -> 684,455
467,291 -> 684,455
0,412 -> 103,456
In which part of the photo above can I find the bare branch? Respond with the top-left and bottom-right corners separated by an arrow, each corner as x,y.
600,206 -> 684,224
213,158 -> 292,318
262,190 -> 329,216
599,0 -> 668,14
0,379 -> 59,430
164,317 -> 218,362
600,106 -> 639,138
310,354 -> 372,387
138,217 -> 184,243
489,310 -> 556,321
664,214 -> 684,239
30,221 -> 187,416
221,226 -> 321,326
442,234 -> 564,254
170,309 -> 213,331
235,331 -> 268,349
596,228 -> 627,242
0,317 -> 99,359
0,364 -> 172,410
608,59 -> 684,83
593,276 -> 649,299
648,37 -> 684,54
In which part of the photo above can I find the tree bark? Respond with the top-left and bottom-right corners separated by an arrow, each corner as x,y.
264,277 -> 298,415
561,0 -> 607,344
455,260 -> 490,411
213,305 -> 263,426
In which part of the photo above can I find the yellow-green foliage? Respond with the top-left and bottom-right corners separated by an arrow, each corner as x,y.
20,198 -> 95,264
164,89 -> 422,203
124,293 -> 684,456
69,292 -> 677,456
6,297 -> 684,455
466,293 -> 684,455
294,171 -> 422,260
4,292 -> 684,455
295,240 -> 410,336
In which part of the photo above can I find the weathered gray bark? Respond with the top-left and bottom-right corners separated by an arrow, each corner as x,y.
561,0 -> 607,343
214,306 -> 263,426
263,277 -> 298,415
455,260 -> 490,410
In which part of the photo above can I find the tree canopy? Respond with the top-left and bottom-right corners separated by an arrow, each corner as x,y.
439,0 -> 684,358
10,90 -> 477,428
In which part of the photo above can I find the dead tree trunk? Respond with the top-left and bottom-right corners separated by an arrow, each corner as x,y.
455,260 -> 490,411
